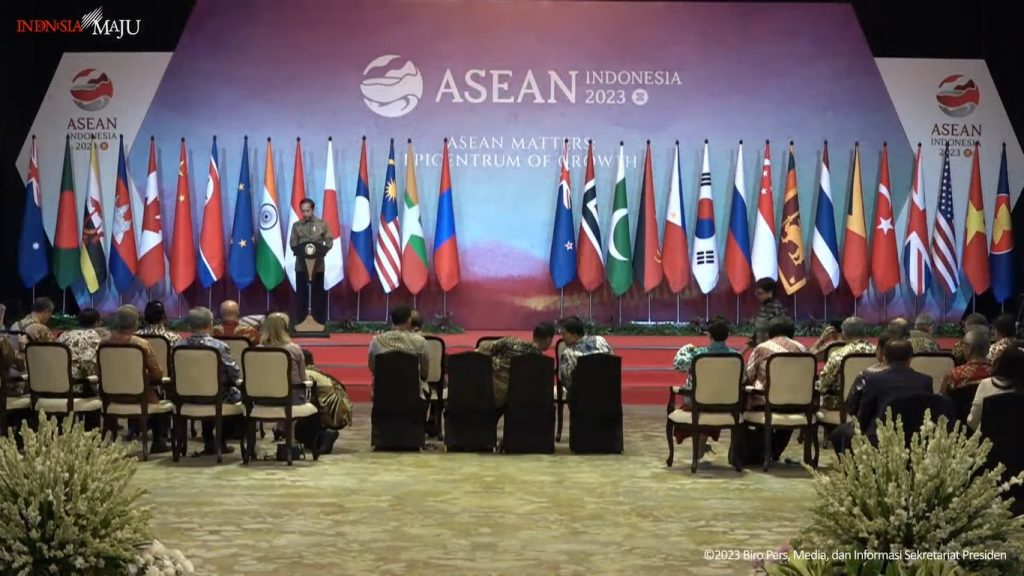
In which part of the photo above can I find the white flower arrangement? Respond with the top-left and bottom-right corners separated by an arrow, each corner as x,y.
764,411 -> 1024,576
0,414 -> 193,575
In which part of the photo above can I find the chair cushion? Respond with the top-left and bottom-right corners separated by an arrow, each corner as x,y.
429,388 -> 448,401
105,400 -> 175,416
249,402 -> 318,420
179,402 -> 245,418
5,395 -> 31,411
743,411 -> 813,427
668,409 -> 739,427
35,397 -> 102,413
815,410 -> 842,426
553,385 -> 568,401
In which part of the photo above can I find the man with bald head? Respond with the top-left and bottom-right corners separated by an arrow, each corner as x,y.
213,300 -> 258,343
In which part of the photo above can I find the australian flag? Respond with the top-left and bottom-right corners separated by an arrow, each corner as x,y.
18,138 -> 51,288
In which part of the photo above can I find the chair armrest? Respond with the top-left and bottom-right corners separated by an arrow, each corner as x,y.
84,375 -> 99,384
670,385 -> 683,394
744,385 -> 765,395
301,380 -> 314,388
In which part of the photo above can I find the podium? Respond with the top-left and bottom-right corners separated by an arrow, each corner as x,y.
292,241 -> 329,336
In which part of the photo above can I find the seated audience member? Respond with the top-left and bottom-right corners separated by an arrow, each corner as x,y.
212,300 -> 258,342
477,322 -> 556,410
56,308 -> 108,392
12,297 -> 55,347
137,300 -> 181,347
968,347 -> 1024,430
818,317 -> 876,411
671,318 -> 739,455
953,313 -> 989,366
558,316 -> 613,389
908,313 -> 941,353
410,310 -> 424,333
0,335 -> 24,392
941,328 -> 992,394
303,348 -> 352,431
830,338 -> 932,453
175,306 -> 242,455
103,305 -> 168,453
843,332 -> 894,417
368,306 -> 431,399
259,312 -> 307,403
752,277 -> 787,345
745,316 -> 806,392
808,320 -> 844,362
887,317 -> 910,338
987,314 -> 1018,364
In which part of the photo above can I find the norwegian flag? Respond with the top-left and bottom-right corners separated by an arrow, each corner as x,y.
902,144 -> 932,297
931,144 -> 959,295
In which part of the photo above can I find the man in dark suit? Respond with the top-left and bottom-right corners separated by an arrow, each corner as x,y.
830,339 -> 932,454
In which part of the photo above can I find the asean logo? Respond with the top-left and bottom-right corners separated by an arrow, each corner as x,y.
936,74 -> 979,118
70,68 -> 114,111
360,55 -> 423,118
260,203 -> 279,230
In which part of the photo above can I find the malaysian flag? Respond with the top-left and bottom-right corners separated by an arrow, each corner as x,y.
931,144 -> 959,295
376,139 -> 402,293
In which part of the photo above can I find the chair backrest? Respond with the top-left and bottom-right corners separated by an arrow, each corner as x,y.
948,383 -> 980,425
475,335 -> 503,349
980,392 -> 1024,516
423,335 -> 446,385
172,346 -> 222,399
371,351 -> 423,412
218,336 -> 252,378
242,348 -> 292,402
446,351 -> 495,412
25,342 -> 74,395
571,354 -> 622,407
691,354 -> 744,407
910,353 -> 955,394
841,353 -> 878,404
97,344 -> 147,396
765,353 -> 817,407
507,353 -> 556,409
823,341 -> 847,361
140,334 -> 171,377
504,353 -> 556,453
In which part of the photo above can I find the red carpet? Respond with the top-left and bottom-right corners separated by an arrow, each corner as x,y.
300,331 -> 959,405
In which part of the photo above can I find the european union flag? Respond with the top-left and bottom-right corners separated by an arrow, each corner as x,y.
228,137 -> 256,289
18,138 -> 51,288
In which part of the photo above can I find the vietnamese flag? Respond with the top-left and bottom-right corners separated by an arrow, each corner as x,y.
962,142 -> 989,295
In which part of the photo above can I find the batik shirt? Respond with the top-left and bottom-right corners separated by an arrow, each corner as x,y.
908,330 -> 940,354
57,327 -> 109,379
478,336 -> 540,408
137,324 -> 182,347
752,299 -> 788,344
559,335 -> 613,388
941,360 -> 992,394
817,340 -> 876,410
987,337 -> 1016,364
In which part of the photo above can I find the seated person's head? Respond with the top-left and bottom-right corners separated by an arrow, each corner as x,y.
707,318 -> 730,343
187,307 -> 215,334
77,308 -> 101,329
964,327 -> 991,362
390,306 -> 413,329
963,312 -> 988,333
410,310 -> 423,332
32,297 -> 55,322
882,338 -> 914,365
875,332 -> 894,362
992,347 -> 1024,389
220,300 -> 240,323
767,316 -> 796,340
261,312 -> 291,345
914,313 -> 935,335
560,317 -> 587,346
842,316 -> 867,341
887,317 -> 910,338
532,321 -> 556,351
754,277 -> 778,303
144,300 -> 167,326
113,305 -> 140,333
993,314 -> 1016,340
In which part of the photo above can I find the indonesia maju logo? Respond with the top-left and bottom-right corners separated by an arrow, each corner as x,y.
70,68 -> 114,111
936,74 -> 980,118
360,55 -> 423,118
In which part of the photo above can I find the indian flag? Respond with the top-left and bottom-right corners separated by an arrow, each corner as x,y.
256,138 -> 286,290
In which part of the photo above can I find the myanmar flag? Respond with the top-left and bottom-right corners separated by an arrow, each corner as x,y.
401,140 -> 429,295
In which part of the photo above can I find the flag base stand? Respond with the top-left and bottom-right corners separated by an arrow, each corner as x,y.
292,314 -> 328,337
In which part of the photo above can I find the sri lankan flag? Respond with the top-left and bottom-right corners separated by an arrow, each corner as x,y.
778,142 -> 806,294
80,139 -> 108,293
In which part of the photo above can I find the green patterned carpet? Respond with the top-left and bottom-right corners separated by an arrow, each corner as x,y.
134,405 -> 833,575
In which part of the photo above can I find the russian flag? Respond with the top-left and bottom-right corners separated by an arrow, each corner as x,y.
346,137 -> 375,292
725,140 -> 752,294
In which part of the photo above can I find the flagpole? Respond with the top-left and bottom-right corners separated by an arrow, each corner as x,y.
941,291 -> 946,324
443,291 -> 448,317
384,293 -> 389,322
589,292 -> 594,322
647,293 -> 652,323
823,294 -> 828,323
735,295 -> 740,325
412,294 -> 417,310
326,295 -> 331,322
265,289 -> 270,314
913,295 -> 919,318
560,288 -> 565,318
675,292 -> 680,324
853,295 -> 858,317
883,290 -> 888,322
356,290 -> 362,322
705,294 -> 709,322
617,297 -> 622,325
62,289 -> 67,315
208,287 -> 212,310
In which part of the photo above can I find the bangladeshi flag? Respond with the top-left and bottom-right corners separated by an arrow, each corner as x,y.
53,136 -> 82,290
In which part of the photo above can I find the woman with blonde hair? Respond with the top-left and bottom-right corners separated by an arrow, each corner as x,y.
259,312 -> 308,401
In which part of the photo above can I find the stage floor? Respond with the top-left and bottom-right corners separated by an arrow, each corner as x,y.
300,331 -> 957,404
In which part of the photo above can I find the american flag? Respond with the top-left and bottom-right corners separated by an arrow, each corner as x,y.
931,145 -> 959,294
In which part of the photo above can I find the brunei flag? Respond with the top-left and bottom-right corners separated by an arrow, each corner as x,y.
990,143 -> 1014,303
80,139 -> 108,293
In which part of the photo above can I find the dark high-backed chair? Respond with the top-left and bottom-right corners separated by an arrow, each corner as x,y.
502,354 -> 555,454
980,393 -> 1024,516
444,352 -> 496,451
371,351 -> 426,450
568,354 -> 623,454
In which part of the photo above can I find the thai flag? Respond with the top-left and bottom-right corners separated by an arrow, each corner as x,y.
810,142 -> 840,295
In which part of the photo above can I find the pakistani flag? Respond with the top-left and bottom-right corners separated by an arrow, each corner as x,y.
256,138 -> 286,290
607,142 -> 632,296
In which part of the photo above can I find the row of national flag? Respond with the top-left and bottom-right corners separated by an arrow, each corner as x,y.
547,139 -> 1017,303
17,136 -> 462,297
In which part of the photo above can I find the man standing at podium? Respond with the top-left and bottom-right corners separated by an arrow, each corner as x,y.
289,198 -> 333,323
